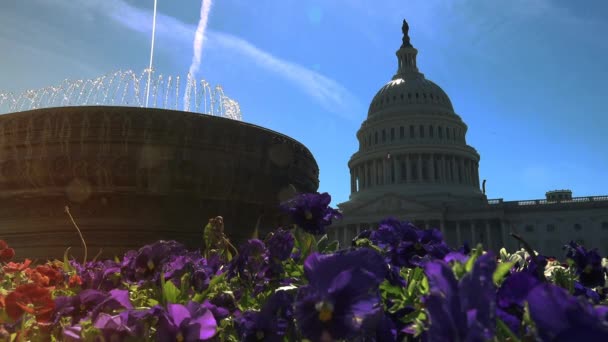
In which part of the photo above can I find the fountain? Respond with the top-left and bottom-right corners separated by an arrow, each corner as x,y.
0,69 -> 242,121
0,1 -> 319,261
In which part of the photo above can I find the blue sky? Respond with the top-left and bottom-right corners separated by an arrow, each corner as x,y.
1,0 -> 607,206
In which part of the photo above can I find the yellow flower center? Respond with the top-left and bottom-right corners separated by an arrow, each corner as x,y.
256,331 -> 265,340
176,332 -> 184,342
315,301 -> 334,322
147,260 -> 155,270
415,242 -> 422,250
305,210 -> 313,220
584,265 -> 593,274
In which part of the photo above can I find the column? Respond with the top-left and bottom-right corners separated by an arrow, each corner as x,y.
429,153 -> 435,182
395,155 -> 402,183
383,158 -> 389,185
371,160 -> 376,186
461,158 -> 466,184
350,170 -> 355,193
417,154 -> 423,182
485,221 -> 492,252
424,221 -> 429,230
475,163 -> 480,187
456,221 -> 462,247
440,155 -> 446,183
471,222 -> 476,245
439,220 -> 445,236
454,157 -> 460,183
364,163 -> 369,189
406,154 -> 411,183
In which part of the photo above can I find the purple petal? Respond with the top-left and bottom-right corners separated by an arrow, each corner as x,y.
191,309 -> 217,340
167,304 -> 191,327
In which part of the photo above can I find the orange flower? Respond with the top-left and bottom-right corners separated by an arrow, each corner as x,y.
5,284 -> 55,323
68,274 -> 83,288
3,259 -> 32,273
0,240 -> 14,263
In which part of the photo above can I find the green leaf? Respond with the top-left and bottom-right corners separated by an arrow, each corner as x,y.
465,245 -> 483,273
162,278 -> 181,304
62,247 -> 73,273
497,318 -> 521,342
316,234 -> 328,251
294,227 -> 316,258
322,240 -> 339,253
493,262 -> 514,285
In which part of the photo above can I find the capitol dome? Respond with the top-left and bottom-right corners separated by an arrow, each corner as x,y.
342,19 -> 485,208
368,77 -> 454,117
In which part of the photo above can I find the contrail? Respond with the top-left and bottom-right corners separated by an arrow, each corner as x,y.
184,0 -> 213,111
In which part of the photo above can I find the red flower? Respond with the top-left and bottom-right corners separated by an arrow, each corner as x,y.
3,259 -> 32,273
68,274 -> 83,288
5,284 -> 55,322
0,240 -> 15,263
25,265 -> 63,287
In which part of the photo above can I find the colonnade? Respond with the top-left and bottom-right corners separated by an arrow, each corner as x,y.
330,219 -> 507,252
350,153 -> 480,192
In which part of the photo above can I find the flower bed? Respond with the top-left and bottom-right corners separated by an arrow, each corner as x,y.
0,192 -> 607,341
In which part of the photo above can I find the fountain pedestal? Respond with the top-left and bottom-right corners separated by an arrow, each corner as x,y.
0,106 -> 319,261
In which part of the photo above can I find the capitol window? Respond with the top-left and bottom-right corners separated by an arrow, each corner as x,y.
400,126 -> 404,138
419,125 -> 424,138
391,128 -> 395,141
438,126 -> 443,139
382,129 -> 386,143
602,221 -> 608,230
525,225 -> 534,232
446,128 -> 450,139
546,224 -> 556,232
574,223 -> 582,231
375,132 -> 378,144
429,125 -> 434,137
410,125 -> 415,138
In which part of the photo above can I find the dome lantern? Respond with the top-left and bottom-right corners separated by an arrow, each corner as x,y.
394,19 -> 422,80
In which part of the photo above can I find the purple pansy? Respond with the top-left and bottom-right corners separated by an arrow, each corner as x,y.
228,239 -> 269,284
422,252 -> 497,341
157,302 -> 217,341
281,192 -> 342,235
495,271 -> 540,334
265,228 -> 295,261
121,240 -> 188,283
526,282 -> 608,341
235,290 -> 295,341
564,241 -> 606,288
294,248 -> 387,341
370,218 -> 450,268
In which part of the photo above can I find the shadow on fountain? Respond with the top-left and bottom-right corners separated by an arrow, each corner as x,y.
0,106 -> 319,261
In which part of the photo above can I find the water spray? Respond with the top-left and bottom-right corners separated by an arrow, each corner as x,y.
184,0 -> 213,111
145,0 -> 158,108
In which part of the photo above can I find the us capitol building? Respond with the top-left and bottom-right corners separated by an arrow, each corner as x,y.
328,20 -> 608,257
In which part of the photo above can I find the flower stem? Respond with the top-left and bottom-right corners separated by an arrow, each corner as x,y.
65,206 -> 87,266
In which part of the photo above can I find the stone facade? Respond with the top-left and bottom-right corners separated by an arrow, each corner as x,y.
0,106 -> 319,261
331,21 -> 608,257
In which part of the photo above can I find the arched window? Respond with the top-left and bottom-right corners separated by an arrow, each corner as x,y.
429,125 -> 434,138
438,126 -> 443,139
574,223 -> 582,231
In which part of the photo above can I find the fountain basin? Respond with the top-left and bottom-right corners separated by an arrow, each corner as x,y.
0,106 -> 319,261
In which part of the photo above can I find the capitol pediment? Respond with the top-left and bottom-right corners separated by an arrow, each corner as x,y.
344,193 -> 436,216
